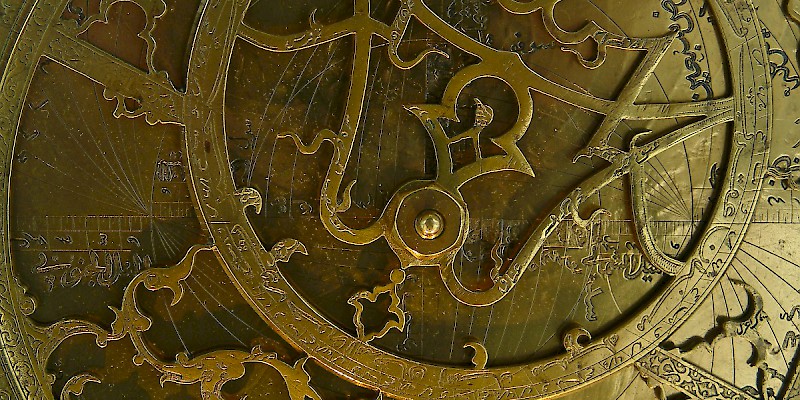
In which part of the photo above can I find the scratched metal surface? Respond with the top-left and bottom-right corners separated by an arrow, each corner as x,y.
1,0 -> 800,399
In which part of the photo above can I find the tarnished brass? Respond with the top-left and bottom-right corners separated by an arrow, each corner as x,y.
414,210 -> 444,240
2,0 -> 800,399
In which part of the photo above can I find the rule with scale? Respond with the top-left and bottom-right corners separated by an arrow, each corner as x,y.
1,0 -> 800,398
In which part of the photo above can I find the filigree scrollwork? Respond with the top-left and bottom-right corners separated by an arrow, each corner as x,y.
636,348 -> 758,400
464,341 -> 488,369
529,327 -> 619,375
47,0 -> 183,125
0,0 -> 772,397
3,0 -> 762,396
59,374 -> 99,400
30,245 -> 319,400
62,0 -> 167,75
663,280 -> 772,368
243,0 -> 749,313
496,0 -> 663,68
348,269 -> 407,342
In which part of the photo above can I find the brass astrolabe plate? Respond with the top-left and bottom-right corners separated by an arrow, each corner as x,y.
3,0 -> 800,398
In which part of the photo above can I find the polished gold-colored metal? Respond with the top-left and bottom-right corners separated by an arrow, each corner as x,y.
1,0 -> 800,398
414,209 -> 444,240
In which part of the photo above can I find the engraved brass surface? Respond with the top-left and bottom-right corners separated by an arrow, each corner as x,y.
0,0 -> 800,399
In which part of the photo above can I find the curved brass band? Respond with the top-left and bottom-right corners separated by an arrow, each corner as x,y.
0,1 -> 82,397
0,0 -> 772,398
181,0 -> 770,400
232,0 -> 742,308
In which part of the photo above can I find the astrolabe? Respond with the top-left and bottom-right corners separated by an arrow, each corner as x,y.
2,0 -> 800,399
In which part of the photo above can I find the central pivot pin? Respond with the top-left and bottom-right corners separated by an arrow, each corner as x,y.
414,209 -> 444,240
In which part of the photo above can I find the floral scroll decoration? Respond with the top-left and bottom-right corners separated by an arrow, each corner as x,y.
240,0 -> 758,346
26,245 -> 319,400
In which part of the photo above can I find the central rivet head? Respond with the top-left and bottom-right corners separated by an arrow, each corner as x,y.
415,209 -> 444,240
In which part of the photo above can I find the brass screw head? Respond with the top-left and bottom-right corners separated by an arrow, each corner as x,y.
414,209 -> 444,240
